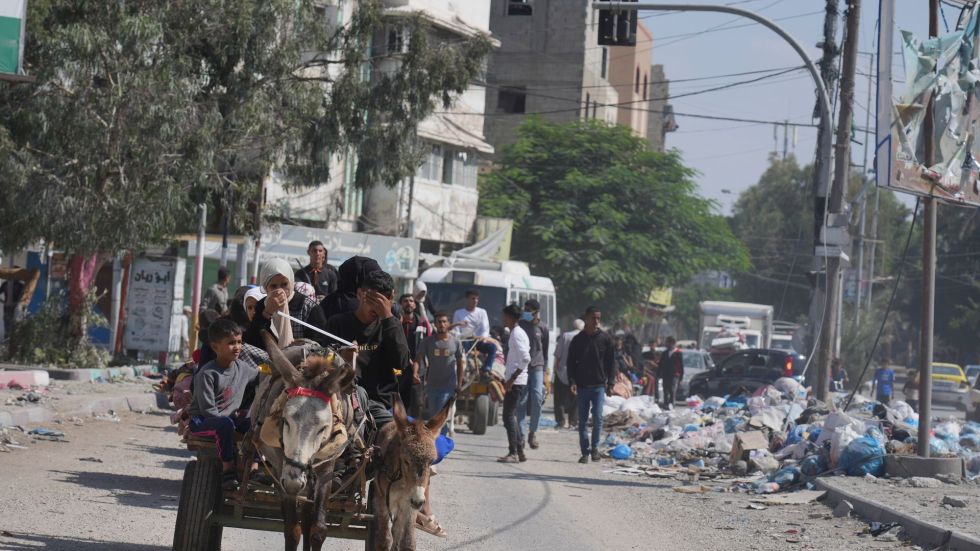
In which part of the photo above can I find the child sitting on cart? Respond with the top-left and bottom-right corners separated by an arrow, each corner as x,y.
186,319 -> 261,489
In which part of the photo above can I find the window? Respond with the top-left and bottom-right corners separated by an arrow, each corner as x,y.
635,66 -> 640,93
508,0 -> 532,16
442,149 -> 455,185
386,25 -> 408,54
592,100 -> 597,119
497,88 -> 526,113
600,48 -> 608,79
342,151 -> 363,218
643,74 -> 648,99
416,144 -> 443,182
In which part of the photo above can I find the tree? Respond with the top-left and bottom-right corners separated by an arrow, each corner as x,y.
479,117 -> 749,319
0,1 -> 490,350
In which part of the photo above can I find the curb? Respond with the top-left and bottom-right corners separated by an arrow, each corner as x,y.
814,478 -> 980,551
0,392 -> 170,427
0,363 -> 161,383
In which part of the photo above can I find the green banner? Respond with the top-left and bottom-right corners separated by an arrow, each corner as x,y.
0,16 -> 21,74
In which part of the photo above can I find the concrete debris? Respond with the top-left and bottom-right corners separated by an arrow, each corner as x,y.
832,500 -> 853,518
941,495 -> 967,508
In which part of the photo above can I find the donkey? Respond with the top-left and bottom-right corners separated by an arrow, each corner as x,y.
371,395 -> 453,551
257,331 -> 357,551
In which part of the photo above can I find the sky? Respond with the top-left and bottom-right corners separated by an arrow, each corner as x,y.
641,0 -> 934,214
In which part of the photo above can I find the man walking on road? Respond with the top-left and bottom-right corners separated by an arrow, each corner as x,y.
295,240 -> 338,299
567,306 -> 615,464
498,304 -> 530,464
658,336 -> 682,409
553,319 -> 583,429
414,312 -> 464,436
518,299 -> 549,450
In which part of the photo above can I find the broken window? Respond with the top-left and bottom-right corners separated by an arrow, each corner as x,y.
497,88 -> 527,113
508,0 -> 532,16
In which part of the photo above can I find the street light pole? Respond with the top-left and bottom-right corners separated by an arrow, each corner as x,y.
591,2 -> 836,395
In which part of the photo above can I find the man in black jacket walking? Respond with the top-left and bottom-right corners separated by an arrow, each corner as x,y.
658,336 -> 683,410
567,306 -> 615,464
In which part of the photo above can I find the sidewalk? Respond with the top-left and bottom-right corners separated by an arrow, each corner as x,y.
816,475 -> 980,550
0,368 -> 168,427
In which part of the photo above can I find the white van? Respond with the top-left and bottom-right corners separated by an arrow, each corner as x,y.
418,259 -> 558,366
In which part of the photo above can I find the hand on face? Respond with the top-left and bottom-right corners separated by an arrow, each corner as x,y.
263,288 -> 288,318
365,290 -> 393,320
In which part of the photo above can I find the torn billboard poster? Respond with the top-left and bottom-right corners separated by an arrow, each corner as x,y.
876,0 -> 980,207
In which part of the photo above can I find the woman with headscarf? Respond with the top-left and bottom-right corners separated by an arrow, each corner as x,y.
244,258 -> 330,350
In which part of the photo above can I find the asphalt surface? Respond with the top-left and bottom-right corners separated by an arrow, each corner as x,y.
0,402 -> 915,550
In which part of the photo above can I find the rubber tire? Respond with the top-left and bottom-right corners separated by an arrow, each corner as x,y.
173,459 -> 223,551
469,394 -> 490,435
487,398 -> 499,427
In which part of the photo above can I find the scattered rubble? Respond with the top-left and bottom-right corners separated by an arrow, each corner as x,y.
598,378 -> 980,496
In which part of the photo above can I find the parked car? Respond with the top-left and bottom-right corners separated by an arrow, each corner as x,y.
964,365 -> 980,386
687,349 -> 805,399
678,349 -> 714,399
931,362 -> 969,408
968,374 -> 980,422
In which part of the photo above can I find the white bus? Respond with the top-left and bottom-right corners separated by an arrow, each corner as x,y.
418,259 -> 558,366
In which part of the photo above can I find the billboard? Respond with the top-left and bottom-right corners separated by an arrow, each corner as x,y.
877,0 -> 980,207
0,0 -> 26,75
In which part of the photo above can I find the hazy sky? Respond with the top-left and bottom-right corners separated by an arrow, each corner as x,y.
641,0 -> 932,214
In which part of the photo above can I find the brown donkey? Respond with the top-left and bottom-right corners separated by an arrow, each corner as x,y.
370,396 -> 453,551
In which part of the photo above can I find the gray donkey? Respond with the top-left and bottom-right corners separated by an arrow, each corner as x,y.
255,331 -> 357,551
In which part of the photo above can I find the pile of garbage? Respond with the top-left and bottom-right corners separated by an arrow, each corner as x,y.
599,378 -> 980,493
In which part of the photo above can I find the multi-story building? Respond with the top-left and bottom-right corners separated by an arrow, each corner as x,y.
607,22 -> 652,138
483,0 -> 619,153
360,0 -> 497,254
264,1 -> 496,254
647,63 -> 678,152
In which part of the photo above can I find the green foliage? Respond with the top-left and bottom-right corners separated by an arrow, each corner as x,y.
479,117 -> 749,319
0,0 -> 492,257
7,291 -> 109,370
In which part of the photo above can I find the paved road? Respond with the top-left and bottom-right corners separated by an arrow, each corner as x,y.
0,408 -> 897,550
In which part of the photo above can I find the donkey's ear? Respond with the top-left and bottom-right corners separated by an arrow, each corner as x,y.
312,363 -> 355,396
392,393 -> 410,430
262,330 -> 302,388
425,397 -> 454,436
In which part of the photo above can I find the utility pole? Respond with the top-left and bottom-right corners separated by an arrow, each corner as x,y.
807,0 -> 840,392
918,0 -> 940,458
854,52 -> 874,327
815,0 -> 860,400
189,203 -> 207,354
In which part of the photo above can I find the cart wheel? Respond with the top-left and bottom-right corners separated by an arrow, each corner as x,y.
469,394 -> 489,435
487,398 -> 499,427
173,458 -> 224,551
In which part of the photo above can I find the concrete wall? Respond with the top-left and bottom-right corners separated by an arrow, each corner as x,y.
608,22 -> 652,137
485,0 -> 618,153
647,63 -> 677,152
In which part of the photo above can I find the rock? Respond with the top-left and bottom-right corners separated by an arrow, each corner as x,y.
935,473 -> 961,485
941,495 -> 967,508
904,476 -> 942,488
733,460 -> 748,476
833,500 -> 853,518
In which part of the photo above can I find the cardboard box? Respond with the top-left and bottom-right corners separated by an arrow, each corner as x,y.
731,430 -> 770,462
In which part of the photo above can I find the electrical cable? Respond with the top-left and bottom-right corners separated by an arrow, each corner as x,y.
843,198 -> 921,411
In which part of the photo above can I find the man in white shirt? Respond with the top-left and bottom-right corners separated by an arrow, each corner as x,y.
452,289 -> 498,374
497,304 -> 530,464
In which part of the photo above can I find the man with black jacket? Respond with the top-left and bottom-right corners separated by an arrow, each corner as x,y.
518,299 -> 549,450
567,306 -> 615,464
295,240 -> 339,299
324,269 -> 412,424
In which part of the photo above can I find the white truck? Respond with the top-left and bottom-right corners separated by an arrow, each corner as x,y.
698,301 -> 774,352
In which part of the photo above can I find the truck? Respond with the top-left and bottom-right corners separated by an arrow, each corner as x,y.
698,301 -> 774,358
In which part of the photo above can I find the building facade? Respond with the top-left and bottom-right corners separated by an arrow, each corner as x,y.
647,63 -> 678,152
362,0 -> 496,253
607,22 -> 652,138
483,0 -> 618,154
